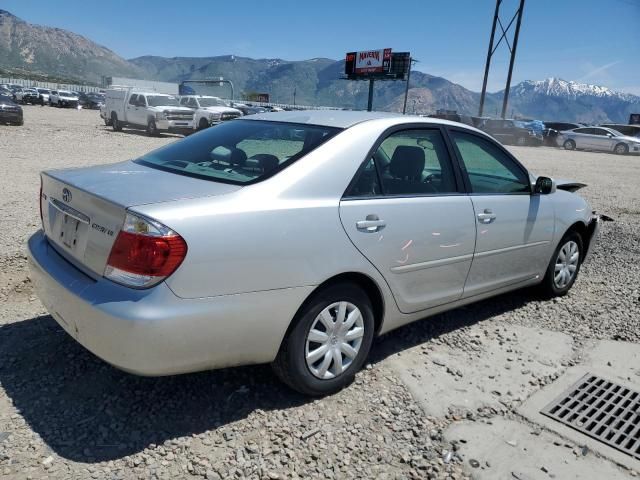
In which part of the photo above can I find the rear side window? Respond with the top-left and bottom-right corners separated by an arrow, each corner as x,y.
450,131 -> 530,194
135,120 -> 341,185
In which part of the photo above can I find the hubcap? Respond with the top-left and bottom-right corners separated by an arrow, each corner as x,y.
554,240 -> 579,289
305,301 -> 364,380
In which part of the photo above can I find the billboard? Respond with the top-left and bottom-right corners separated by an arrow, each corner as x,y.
630,113 -> 640,125
345,49 -> 392,75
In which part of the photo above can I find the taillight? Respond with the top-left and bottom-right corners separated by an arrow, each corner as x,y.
105,212 -> 187,288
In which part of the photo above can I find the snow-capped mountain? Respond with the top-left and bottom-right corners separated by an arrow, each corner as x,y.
511,77 -> 638,102
495,78 -> 640,123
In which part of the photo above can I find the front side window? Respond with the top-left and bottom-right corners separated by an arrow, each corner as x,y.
135,120 -> 340,184
450,131 -> 530,194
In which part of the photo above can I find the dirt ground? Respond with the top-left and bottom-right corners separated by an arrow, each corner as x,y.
0,105 -> 638,479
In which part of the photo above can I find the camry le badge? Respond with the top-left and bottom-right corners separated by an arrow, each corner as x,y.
62,188 -> 72,203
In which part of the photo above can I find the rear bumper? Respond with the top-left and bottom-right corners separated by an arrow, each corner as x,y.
27,230 -> 312,376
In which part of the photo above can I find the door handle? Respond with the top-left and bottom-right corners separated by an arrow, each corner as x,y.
477,209 -> 496,224
356,215 -> 386,232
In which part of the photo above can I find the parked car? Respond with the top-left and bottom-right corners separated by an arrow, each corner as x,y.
178,95 -> 243,130
541,122 -> 583,147
234,104 -> 267,115
29,111 -> 601,396
599,124 -> 640,138
78,92 -> 105,110
427,112 -> 474,127
558,126 -> 640,155
50,90 -> 79,108
0,94 -> 23,125
105,88 -> 194,135
15,88 -> 38,104
36,88 -> 51,105
478,118 -> 543,146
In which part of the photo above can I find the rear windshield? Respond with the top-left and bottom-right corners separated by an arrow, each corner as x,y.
135,120 -> 341,185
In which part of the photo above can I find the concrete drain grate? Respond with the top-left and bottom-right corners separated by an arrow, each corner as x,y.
541,373 -> 640,460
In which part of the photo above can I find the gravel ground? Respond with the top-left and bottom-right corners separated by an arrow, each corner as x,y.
0,106 -> 638,479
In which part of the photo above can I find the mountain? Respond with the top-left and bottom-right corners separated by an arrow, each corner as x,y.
1,9 -> 637,123
128,54 -> 497,114
0,9 -> 143,83
496,78 -> 640,123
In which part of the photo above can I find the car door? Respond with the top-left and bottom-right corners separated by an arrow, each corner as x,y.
339,127 -> 476,314
126,94 -> 140,125
447,129 -> 554,297
572,127 -> 595,149
591,128 -> 615,152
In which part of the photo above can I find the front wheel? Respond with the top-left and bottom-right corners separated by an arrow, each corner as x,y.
563,139 -> 576,150
272,283 -> 375,396
540,231 -> 583,297
198,118 -> 209,130
146,119 -> 159,136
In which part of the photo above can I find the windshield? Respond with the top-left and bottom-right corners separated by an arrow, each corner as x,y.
147,95 -> 180,107
58,91 -> 74,97
135,120 -> 341,185
37,89 -> 50,94
198,97 -> 227,107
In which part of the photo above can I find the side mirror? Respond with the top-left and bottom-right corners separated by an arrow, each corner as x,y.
607,133 -> 613,138
534,176 -> 556,195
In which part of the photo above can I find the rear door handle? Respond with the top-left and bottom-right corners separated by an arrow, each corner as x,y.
356,215 -> 386,232
477,209 -> 496,224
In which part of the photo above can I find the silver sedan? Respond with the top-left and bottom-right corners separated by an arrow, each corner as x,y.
558,126 -> 640,154
28,111 -> 600,396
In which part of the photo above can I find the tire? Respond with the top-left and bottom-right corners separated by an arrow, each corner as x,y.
146,119 -> 159,136
198,118 -> 209,130
111,113 -> 121,131
540,231 -> 583,297
614,143 -> 628,155
516,136 -> 528,146
563,139 -> 576,150
272,283 -> 375,396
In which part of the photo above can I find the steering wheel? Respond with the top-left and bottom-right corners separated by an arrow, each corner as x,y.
423,173 -> 441,184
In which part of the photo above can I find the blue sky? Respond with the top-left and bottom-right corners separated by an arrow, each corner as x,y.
4,0 -> 640,94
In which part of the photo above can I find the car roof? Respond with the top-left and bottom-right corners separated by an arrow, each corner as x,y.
241,109 -> 477,129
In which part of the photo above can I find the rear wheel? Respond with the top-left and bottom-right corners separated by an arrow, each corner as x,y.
563,139 -> 576,150
614,143 -> 628,155
111,113 -> 121,131
272,283 -> 375,396
540,231 -> 583,297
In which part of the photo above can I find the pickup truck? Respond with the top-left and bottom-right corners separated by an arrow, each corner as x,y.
178,95 -> 243,130
105,88 -> 194,135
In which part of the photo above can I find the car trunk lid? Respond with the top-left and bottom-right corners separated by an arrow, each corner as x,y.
41,160 -> 240,278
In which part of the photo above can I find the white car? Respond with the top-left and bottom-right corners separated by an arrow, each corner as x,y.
558,126 -> 640,155
179,95 -> 243,130
49,90 -> 79,108
29,111 -> 601,396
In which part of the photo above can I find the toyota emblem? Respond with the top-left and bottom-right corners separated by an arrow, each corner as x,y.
62,188 -> 72,203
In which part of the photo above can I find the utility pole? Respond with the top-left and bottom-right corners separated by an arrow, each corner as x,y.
502,0 -> 525,119
402,57 -> 417,114
367,78 -> 374,112
478,0 -> 526,118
